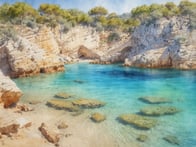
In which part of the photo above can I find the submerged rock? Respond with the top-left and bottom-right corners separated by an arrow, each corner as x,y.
72,98 -> 105,108
137,134 -> 148,142
57,122 -> 68,129
39,123 -> 60,144
139,96 -> 171,104
140,106 -> 180,116
163,135 -> 180,145
28,100 -> 41,105
118,114 -> 157,129
90,112 -> 106,123
46,99 -> 80,112
0,124 -> 20,136
73,80 -> 85,84
55,92 -> 72,99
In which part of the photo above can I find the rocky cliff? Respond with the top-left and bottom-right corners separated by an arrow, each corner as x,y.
124,16 -> 196,69
0,25 -> 65,78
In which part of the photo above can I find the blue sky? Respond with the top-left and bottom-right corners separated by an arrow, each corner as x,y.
0,0 -> 194,14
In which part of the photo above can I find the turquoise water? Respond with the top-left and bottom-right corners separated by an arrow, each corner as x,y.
14,63 -> 196,147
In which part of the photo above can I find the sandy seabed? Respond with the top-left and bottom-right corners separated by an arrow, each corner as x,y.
0,101 -> 140,147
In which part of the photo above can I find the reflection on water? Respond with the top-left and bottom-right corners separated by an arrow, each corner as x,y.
14,63 -> 196,147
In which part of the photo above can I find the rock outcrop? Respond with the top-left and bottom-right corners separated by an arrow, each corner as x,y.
118,114 -> 157,129
0,123 -> 20,136
0,25 -> 65,78
59,26 -> 100,57
140,106 -> 180,116
0,71 -> 22,108
78,45 -> 100,59
90,112 -> 106,123
39,123 -> 60,144
46,99 -> 80,112
72,98 -> 105,108
124,17 -> 196,69
139,96 -> 171,104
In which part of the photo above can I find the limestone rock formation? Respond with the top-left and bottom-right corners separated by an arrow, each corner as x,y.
72,98 -> 105,108
0,71 -> 22,108
124,17 -> 196,69
0,123 -> 20,136
59,26 -> 100,57
5,37 -> 64,78
90,112 -> 106,123
55,92 -> 72,99
39,123 -> 60,144
46,99 -> 80,112
139,96 -> 171,104
78,45 -> 100,59
118,114 -> 157,129
140,106 -> 180,116
0,25 -> 65,78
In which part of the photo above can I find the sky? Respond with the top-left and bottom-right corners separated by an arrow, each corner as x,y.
0,0 -> 195,14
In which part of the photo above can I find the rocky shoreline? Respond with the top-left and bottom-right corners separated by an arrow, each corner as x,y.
0,10 -> 195,147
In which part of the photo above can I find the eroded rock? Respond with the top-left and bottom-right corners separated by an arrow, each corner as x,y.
39,123 -> 60,144
118,114 -> 157,129
72,98 -> 105,108
140,106 -> 180,116
46,99 -> 80,112
16,104 -> 34,112
0,71 -> 22,108
139,96 -> 171,104
90,112 -> 106,123
0,124 -> 20,136
78,45 -> 100,59
55,92 -> 72,99
57,122 -> 68,129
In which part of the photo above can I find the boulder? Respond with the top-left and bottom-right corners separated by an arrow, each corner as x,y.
55,92 -> 72,99
0,71 -> 22,108
39,123 -> 60,144
72,98 -> 105,108
139,96 -> 171,104
163,135 -> 180,145
0,124 -> 20,136
16,104 -> 33,112
73,80 -> 85,84
57,122 -> 68,129
90,112 -> 106,123
136,134 -> 148,142
46,99 -> 80,112
140,106 -> 180,116
118,114 -> 157,129
78,45 -> 100,59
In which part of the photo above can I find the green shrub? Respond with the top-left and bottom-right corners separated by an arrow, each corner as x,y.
107,32 -> 120,43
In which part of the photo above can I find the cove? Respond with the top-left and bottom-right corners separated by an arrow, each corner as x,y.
14,63 -> 196,147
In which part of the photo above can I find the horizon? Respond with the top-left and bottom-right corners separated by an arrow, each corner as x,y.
0,0 -> 189,14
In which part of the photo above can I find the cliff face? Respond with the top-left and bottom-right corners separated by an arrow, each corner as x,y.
55,26 -> 100,58
124,16 -> 196,69
0,26 -> 64,78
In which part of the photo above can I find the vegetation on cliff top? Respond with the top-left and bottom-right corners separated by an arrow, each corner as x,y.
0,1 -> 195,33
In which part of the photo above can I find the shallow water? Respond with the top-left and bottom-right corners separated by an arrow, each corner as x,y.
14,63 -> 196,147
